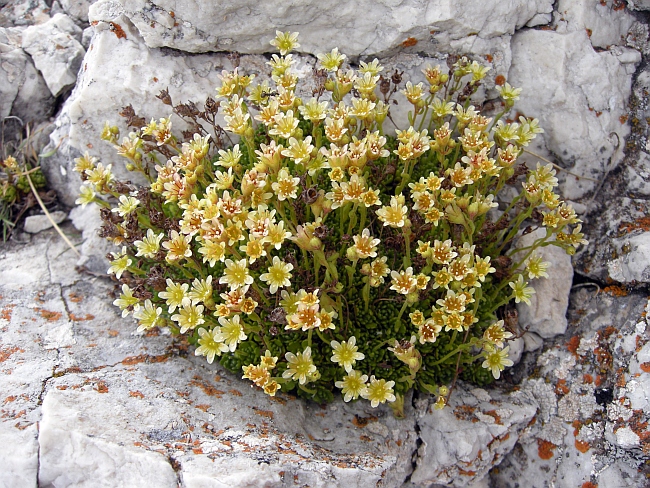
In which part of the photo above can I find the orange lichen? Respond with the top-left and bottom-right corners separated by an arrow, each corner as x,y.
253,408 -> 274,420
1,305 -> 16,321
109,22 -> 126,39
401,37 -> 418,47
190,377 -> 224,398
567,336 -> 581,356
121,354 -> 169,365
129,390 -> 144,399
537,439 -> 556,460
68,293 -> 84,303
70,313 -> 94,321
36,309 -> 62,321
603,285 -> 628,297
618,217 -> 650,234
575,439 -> 590,453
495,74 -> 506,86
95,381 -> 109,393
640,362 -> 650,373
581,482 -> 598,488
0,346 -> 22,362
555,379 -> 570,395
352,414 -> 378,428
583,374 -> 593,383
484,410 -> 503,424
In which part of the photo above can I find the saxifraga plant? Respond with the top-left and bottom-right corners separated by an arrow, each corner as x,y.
75,32 -> 586,415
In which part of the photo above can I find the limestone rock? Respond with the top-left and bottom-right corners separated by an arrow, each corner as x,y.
23,210 -> 68,233
57,0 -> 99,24
509,29 -> 637,200
0,423 -> 39,488
555,0 -> 636,49
43,12 -> 245,206
492,289 -> 650,488
628,0 -> 650,10
411,385 -> 538,487
0,0 -> 52,27
22,13 -> 85,96
514,228 -> 573,339
69,203 -> 112,275
0,231 -> 417,487
39,392 -> 179,487
90,0 -> 553,56
0,26 -> 54,125
608,231 -> 650,283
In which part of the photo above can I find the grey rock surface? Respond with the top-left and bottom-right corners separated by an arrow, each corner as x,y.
0,228 -> 419,487
411,386 -> 537,486
23,210 -> 67,233
57,0 -> 98,24
492,289 -> 650,488
509,28 -> 636,201
0,26 -> 54,125
514,228 -> 574,339
21,13 -> 85,96
608,231 -> 650,283
89,0 -> 553,56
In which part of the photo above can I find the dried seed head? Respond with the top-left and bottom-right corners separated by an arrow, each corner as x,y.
157,88 -> 173,106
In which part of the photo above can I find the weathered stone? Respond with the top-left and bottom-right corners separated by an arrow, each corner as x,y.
39,391 -> 179,487
0,26 -> 54,126
608,231 -> 650,283
492,289 -> 650,488
0,423 -> 39,488
22,13 -> 85,96
509,29 -> 637,200
514,228 -> 573,339
90,0 -> 553,56
628,0 -> 650,10
23,210 -> 68,233
57,0 -> 99,24
0,230 -> 418,487
69,203 -> 112,275
410,385 -> 537,487
555,0 -> 636,49
0,0 -> 52,27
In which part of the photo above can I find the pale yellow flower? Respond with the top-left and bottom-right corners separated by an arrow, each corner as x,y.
220,259 -> 253,290
282,347 -> 317,385
260,256 -> 293,294
335,370 -> 368,402
195,327 -> 229,363
317,48 -> 346,71
216,314 -> 247,351
134,299 -> 162,332
134,229 -> 163,258
163,231 -> 192,262
482,346 -> 514,379
171,303 -> 205,334
272,168 -> 300,201
349,228 -> 380,260
361,376 -> 396,407
108,247 -> 132,279
270,31 -> 300,55
330,336 -> 364,372
159,279 -> 190,313
113,284 -> 139,317
376,195 -> 408,228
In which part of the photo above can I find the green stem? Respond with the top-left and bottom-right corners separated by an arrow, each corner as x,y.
394,300 -> 409,332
